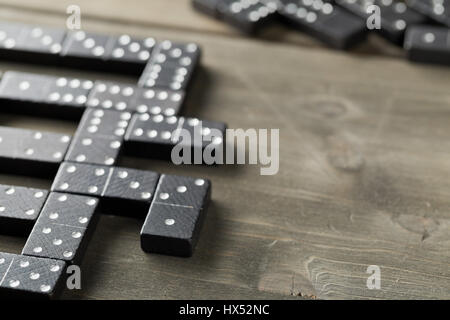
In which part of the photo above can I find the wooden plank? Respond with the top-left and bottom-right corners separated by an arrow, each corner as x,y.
0,7 -> 448,300
0,0 -> 405,57
62,215 -> 304,300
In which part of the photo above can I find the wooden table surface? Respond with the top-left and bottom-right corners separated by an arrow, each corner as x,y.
0,0 -> 449,300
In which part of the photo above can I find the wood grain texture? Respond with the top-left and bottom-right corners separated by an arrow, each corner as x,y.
0,3 -> 448,300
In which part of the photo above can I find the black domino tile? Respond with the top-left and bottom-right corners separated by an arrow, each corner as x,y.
22,192 -> 100,264
60,30 -> 113,71
87,82 -> 186,115
139,63 -> 192,91
217,0 -> 278,34
0,185 -> 48,236
86,81 -> 138,113
336,0 -> 426,44
65,109 -> 130,166
192,0 -> 221,17
133,87 -> 186,116
52,162 -> 110,197
61,31 -> 158,74
404,25 -> 450,66
0,252 -> 66,300
138,40 -> 201,91
278,0 -> 367,49
407,0 -> 450,27
75,108 -> 132,139
64,134 -> 123,166
44,76 -> 93,113
101,167 -> 160,216
152,41 -> 201,67
30,193 -> 99,227
0,126 -> 71,178
105,34 -> 156,75
141,204 -> 206,257
153,174 -> 211,209
0,71 -> 92,119
180,117 -> 227,149
0,22 -> 65,65
0,22 -> 159,75
52,162 -> 160,217
0,72 -> 48,114
0,22 -> 23,55
141,174 -> 211,257
124,113 -> 226,163
124,113 -> 181,160
192,0 -> 278,34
